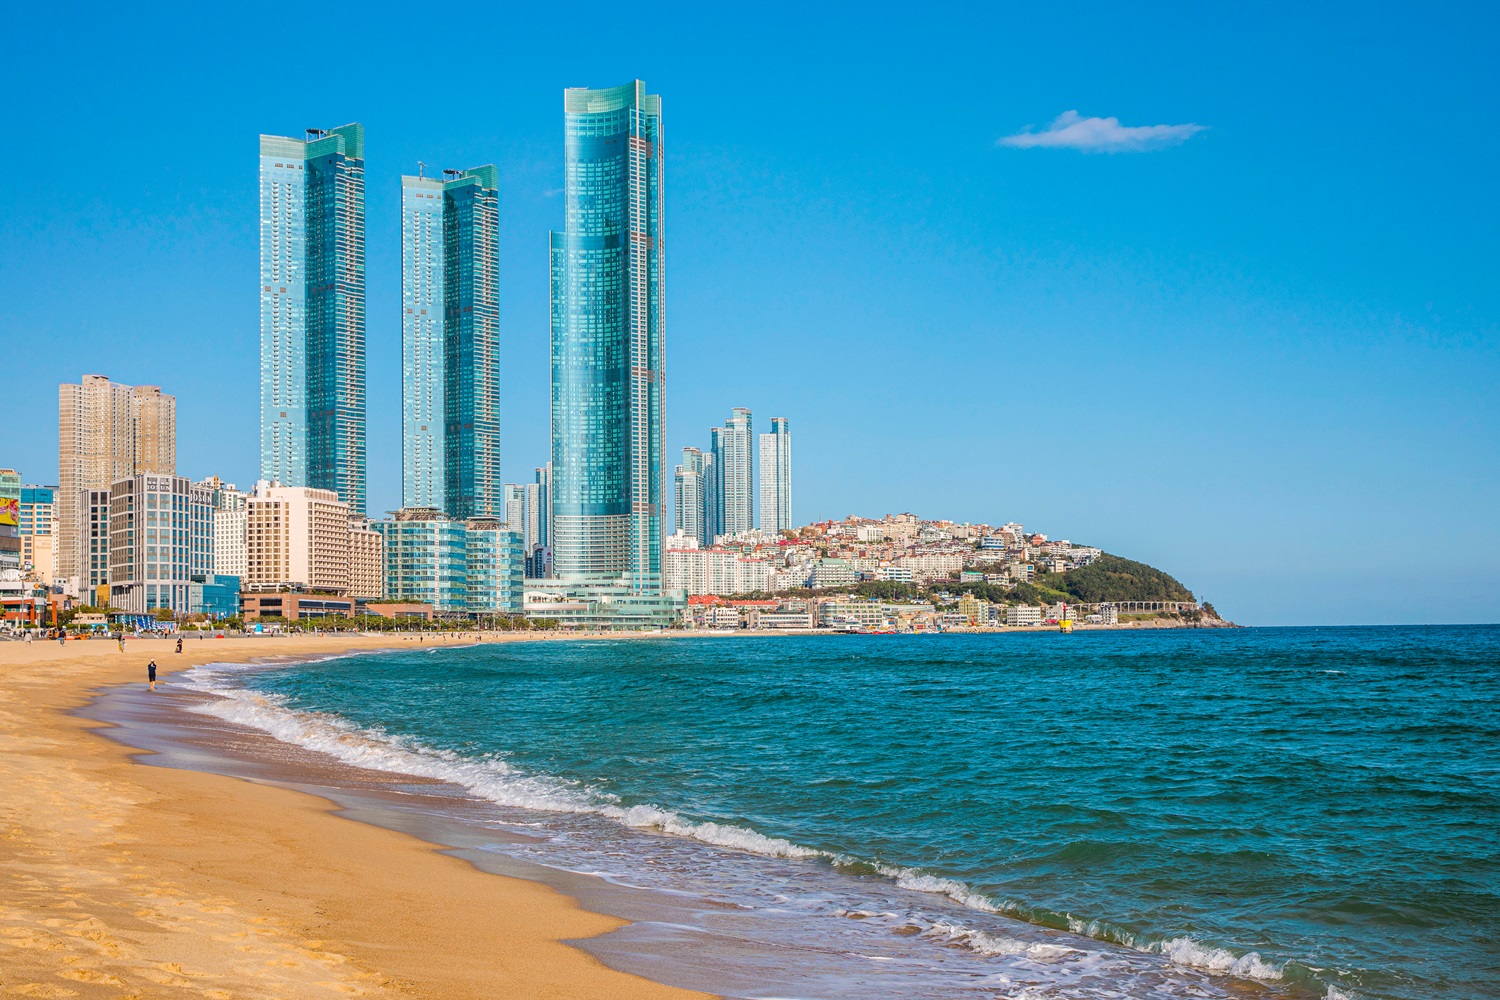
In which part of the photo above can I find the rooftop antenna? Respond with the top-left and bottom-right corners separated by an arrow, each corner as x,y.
417,160 -> 426,179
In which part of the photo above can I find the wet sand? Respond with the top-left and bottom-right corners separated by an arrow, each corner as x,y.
0,634 -> 712,999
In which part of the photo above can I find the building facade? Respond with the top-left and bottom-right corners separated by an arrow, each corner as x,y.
400,166 -> 502,519
243,484 -> 352,594
673,446 -> 707,544
374,508 -> 469,613
759,417 -> 791,536
19,484 -> 55,584
704,428 -> 722,543
199,478 -> 249,580
57,375 -> 177,591
0,470 -> 19,573
106,474 -> 214,615
714,408 -> 754,538
81,489 -> 111,603
464,518 -> 525,615
260,124 -> 367,515
549,81 -> 665,592
348,519 -> 384,600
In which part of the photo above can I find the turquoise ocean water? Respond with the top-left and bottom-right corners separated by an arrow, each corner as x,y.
182,627 -> 1498,999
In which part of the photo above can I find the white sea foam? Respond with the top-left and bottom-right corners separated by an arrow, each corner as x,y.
1148,936 -> 1284,981
1325,987 -> 1356,1000
876,866 -> 1002,912
925,922 -> 1082,961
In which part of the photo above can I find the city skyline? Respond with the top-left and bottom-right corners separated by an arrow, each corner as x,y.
4,3 -> 1496,625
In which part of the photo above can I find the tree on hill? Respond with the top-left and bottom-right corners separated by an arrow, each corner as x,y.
1056,554 -> 1194,603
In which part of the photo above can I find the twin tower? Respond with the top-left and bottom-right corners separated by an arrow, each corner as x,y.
257,82 -> 665,594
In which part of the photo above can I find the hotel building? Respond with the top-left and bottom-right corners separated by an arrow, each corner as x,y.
259,124 -> 367,515
374,509 -> 521,615
243,484 -> 354,594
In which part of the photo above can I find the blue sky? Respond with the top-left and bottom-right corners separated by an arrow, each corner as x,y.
3,2 -> 1496,625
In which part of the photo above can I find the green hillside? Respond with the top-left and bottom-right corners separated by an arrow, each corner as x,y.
1040,554 -> 1195,603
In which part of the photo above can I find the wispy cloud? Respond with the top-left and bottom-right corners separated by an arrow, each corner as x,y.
999,110 -> 1206,153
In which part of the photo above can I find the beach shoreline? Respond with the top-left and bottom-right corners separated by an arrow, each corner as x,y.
0,634 -> 714,999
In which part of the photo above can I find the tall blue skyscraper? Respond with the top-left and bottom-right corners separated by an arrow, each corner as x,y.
259,124 -> 367,515
400,165 -> 502,520
550,81 -> 665,591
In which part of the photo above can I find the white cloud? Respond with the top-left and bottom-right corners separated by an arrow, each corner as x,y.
999,110 -> 1206,153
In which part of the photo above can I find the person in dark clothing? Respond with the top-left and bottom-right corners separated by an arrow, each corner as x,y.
175,636 -> 183,653
147,660 -> 158,692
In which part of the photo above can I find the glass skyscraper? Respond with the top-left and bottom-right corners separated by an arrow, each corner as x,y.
400,165 -> 502,520
550,81 -> 665,592
260,124 -> 367,515
759,416 -> 792,535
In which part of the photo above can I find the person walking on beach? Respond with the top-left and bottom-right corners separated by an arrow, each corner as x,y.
175,636 -> 183,654
147,660 -> 158,692
57,629 -> 66,645
117,632 -> 125,652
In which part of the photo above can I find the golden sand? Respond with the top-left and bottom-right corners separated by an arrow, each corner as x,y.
0,635 -> 712,999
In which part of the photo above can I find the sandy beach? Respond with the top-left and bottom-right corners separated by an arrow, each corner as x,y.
0,634 -> 712,1000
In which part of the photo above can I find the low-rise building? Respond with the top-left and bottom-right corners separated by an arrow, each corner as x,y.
241,593 -> 356,621
190,574 -> 241,618
817,601 -> 904,629
1006,605 -> 1042,626
747,600 -> 814,629
523,584 -> 683,630
810,558 -> 858,589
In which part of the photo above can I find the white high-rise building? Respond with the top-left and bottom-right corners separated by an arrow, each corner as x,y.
200,478 -> 249,580
713,408 -> 754,539
759,417 -> 791,536
674,446 -> 708,544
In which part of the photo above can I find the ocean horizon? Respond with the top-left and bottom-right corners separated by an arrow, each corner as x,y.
110,626 -> 1498,1000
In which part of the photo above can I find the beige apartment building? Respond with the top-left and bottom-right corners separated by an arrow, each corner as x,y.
57,375 -> 176,591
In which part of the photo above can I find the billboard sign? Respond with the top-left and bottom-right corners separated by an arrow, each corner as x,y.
0,497 -> 17,527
